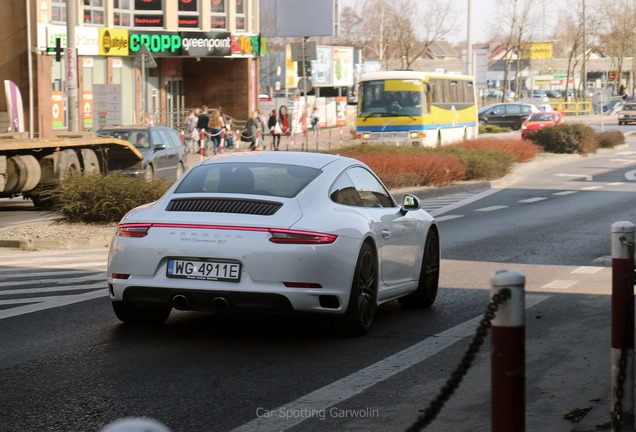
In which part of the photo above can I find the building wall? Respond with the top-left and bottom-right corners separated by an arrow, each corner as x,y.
1,0 -> 261,137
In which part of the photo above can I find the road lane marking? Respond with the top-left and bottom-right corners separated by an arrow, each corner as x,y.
552,191 -> 578,196
0,280 -> 104,296
542,280 -> 577,289
0,289 -> 107,320
518,197 -> 547,203
475,205 -> 508,212
571,266 -> 604,274
0,273 -> 104,288
626,169 -> 636,181
230,294 -> 550,432
607,182 -> 625,186
428,189 -> 502,217
610,159 -> 636,165
434,215 -> 464,222
556,173 -> 593,181
581,186 -> 604,190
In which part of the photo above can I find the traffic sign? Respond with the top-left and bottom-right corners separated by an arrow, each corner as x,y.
592,89 -> 611,107
133,44 -> 157,69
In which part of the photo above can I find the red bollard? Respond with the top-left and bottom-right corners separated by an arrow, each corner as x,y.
220,130 -> 225,154
180,130 -> 184,143
611,221 -> 635,431
200,131 -> 205,158
491,270 -> 525,432
339,125 -> 343,146
255,130 -> 260,151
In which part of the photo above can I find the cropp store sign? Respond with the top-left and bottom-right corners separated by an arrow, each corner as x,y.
97,28 -> 261,58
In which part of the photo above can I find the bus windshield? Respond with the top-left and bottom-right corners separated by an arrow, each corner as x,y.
359,80 -> 425,118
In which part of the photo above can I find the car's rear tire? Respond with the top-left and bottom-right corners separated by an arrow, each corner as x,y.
479,119 -> 487,126
339,242 -> 378,336
144,164 -> 154,181
399,229 -> 440,308
112,301 -> 171,325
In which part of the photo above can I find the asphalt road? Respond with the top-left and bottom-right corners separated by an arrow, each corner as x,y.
1,124 -> 636,432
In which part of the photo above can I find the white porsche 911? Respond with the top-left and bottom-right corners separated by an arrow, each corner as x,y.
107,151 -> 439,335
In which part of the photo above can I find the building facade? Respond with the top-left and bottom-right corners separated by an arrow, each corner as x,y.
2,0 -> 262,137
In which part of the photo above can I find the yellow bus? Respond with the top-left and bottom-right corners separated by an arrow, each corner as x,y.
355,71 -> 478,147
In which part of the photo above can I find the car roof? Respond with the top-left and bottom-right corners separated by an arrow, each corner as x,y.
198,151 -> 358,170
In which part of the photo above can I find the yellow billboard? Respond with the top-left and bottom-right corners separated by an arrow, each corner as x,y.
99,28 -> 129,56
521,43 -> 552,60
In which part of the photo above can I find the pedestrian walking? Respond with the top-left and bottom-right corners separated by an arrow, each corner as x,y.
184,108 -> 199,154
310,107 -> 319,136
208,109 -> 225,155
197,105 -> 210,151
256,109 -> 267,150
243,110 -> 260,151
268,109 -> 281,150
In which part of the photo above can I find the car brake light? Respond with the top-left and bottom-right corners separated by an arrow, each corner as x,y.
269,229 -> 337,244
284,282 -> 323,288
116,223 -> 152,237
111,273 -> 130,279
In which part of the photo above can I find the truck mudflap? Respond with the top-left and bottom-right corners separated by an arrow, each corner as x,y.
0,132 -> 143,196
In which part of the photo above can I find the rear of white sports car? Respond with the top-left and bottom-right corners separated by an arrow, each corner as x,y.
107,153 -> 366,322
107,152 -> 438,335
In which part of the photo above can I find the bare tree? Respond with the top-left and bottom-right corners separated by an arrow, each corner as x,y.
391,0 -> 457,70
602,0 -> 636,94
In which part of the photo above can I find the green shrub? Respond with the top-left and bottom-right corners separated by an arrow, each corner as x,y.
597,130 -> 625,148
44,173 -> 171,223
529,123 -> 598,155
443,147 -> 516,180
479,124 -> 511,134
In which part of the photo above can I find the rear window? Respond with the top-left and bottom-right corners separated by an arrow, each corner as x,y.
624,104 -> 636,111
174,163 -> 321,198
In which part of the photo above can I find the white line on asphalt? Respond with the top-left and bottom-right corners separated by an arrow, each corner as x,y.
607,182 -> 625,186
0,289 -> 107,320
610,159 -> 636,165
428,189 -> 502,217
571,266 -> 604,275
552,191 -> 578,196
616,151 -> 636,156
581,186 -> 604,190
434,215 -> 464,222
0,280 -> 104,295
475,205 -> 508,212
555,173 -> 593,181
0,273 -> 104,289
229,294 -> 550,432
518,197 -> 547,203
625,169 -> 636,181
542,280 -> 578,289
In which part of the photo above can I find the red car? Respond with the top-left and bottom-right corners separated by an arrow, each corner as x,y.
521,112 -> 564,140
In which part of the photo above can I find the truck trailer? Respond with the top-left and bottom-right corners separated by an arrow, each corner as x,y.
0,132 -> 144,206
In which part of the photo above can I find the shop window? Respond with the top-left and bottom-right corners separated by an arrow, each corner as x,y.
114,0 -> 133,27
134,0 -> 164,28
179,0 -> 200,29
235,0 -> 245,30
51,0 -> 66,23
211,0 -> 227,29
84,0 -> 105,25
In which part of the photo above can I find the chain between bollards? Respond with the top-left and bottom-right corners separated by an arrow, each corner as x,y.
404,287 -> 511,432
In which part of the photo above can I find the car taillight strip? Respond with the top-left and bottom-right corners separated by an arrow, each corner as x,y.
116,223 -> 337,244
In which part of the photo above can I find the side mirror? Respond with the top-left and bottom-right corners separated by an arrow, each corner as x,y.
153,143 -> 166,152
400,193 -> 421,215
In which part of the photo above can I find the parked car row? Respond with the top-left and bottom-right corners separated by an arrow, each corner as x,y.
478,102 -> 539,129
